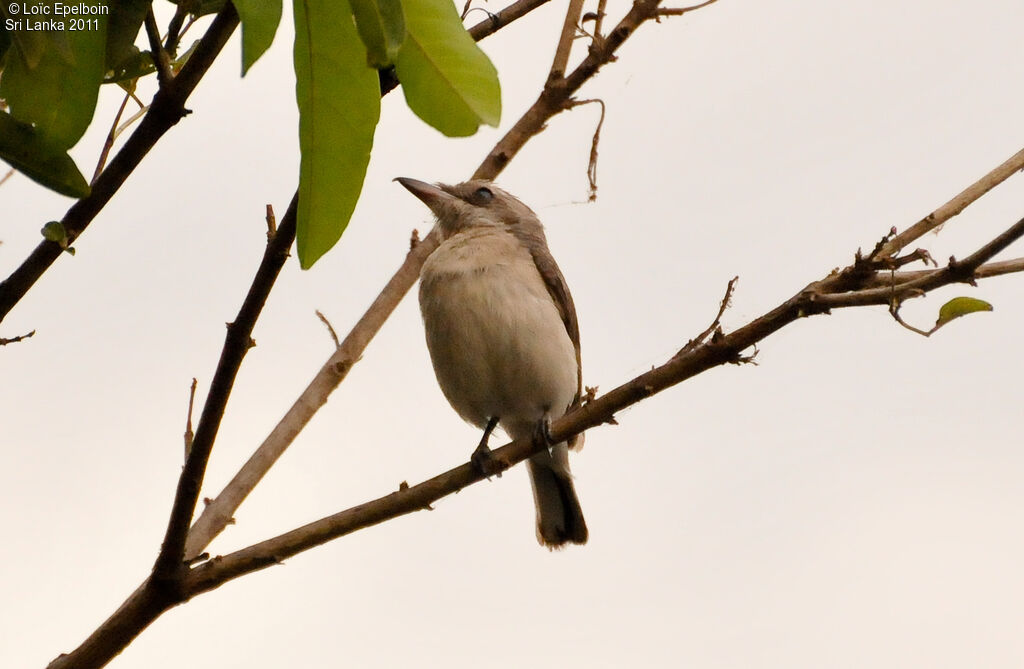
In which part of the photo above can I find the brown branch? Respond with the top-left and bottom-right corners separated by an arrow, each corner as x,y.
91,91 -> 133,184
163,2 -> 190,56
153,195 -> 296,577
677,277 -> 737,356
564,98 -> 605,200
876,146 -> 1024,258
0,5 -> 241,325
144,8 -> 174,85
184,378 -> 198,461
813,215 -> 1024,310
590,0 -> 609,38
470,0 -> 554,40
862,257 -> 1024,288
476,0 -> 689,180
183,231 -> 440,559
47,197 -> 298,669
315,310 -> 341,348
550,0 -> 586,80
656,0 -> 721,17
0,329 -> 35,345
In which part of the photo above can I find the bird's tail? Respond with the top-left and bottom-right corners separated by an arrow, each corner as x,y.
527,447 -> 588,549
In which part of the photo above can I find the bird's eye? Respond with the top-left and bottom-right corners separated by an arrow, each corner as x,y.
473,187 -> 494,204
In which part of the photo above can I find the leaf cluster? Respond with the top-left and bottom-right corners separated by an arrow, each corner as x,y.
0,0 -> 502,266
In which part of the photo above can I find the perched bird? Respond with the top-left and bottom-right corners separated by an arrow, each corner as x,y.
397,177 -> 588,548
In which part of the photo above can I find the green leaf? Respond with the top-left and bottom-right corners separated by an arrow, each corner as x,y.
235,0 -> 282,75
104,0 -> 149,71
350,0 -> 405,68
293,0 -> 381,268
935,297 -> 993,329
0,113 -> 90,198
104,47 -> 155,84
0,17 -> 11,63
0,1 -> 107,150
394,0 -> 500,137
168,0 -> 227,17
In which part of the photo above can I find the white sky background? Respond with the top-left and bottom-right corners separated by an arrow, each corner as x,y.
3,0 -> 1024,667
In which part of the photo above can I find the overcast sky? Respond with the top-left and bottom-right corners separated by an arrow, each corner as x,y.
4,1 -> 1024,667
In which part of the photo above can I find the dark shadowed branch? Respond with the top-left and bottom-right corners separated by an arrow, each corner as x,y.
47,197 -> 298,669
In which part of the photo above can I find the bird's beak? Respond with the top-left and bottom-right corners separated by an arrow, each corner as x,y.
395,177 -> 453,214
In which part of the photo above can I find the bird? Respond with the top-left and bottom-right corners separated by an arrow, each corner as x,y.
397,177 -> 588,548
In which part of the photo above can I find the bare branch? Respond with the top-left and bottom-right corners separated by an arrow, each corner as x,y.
550,0 -> 586,80
811,215 -> 1024,310
877,146 -> 1024,258
564,98 -> 606,200
677,277 -> 738,356
656,0 -> 721,17
163,2 -> 190,56
865,257 -> 1024,288
476,0 -> 698,180
315,310 -> 341,348
144,8 -> 174,85
184,378 -> 198,461
91,91 -> 133,183
0,329 -> 35,346
468,0 -> 553,41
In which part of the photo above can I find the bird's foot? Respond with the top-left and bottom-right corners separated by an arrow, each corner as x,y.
472,416 -> 503,478
471,443 -> 502,479
533,418 -> 555,454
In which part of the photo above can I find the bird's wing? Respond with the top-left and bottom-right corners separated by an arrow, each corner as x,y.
509,225 -> 583,399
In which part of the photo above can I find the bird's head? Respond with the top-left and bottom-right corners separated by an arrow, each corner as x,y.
395,177 -> 539,238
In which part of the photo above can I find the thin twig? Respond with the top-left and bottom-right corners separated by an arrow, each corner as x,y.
477,0 -> 696,180
550,0 -> 586,80
265,204 -> 277,238
591,0 -> 608,38
677,277 -> 738,356
184,378 -> 198,461
144,8 -> 174,85
564,98 -> 605,200
164,3 -> 190,56
656,0 -> 721,17
467,0 -> 552,41
812,215 -> 1024,310
92,91 -> 133,183
876,146 -> 1024,258
316,310 -> 341,348
861,257 -> 1024,288
0,329 -> 35,346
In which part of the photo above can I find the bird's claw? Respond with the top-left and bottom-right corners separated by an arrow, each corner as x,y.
533,418 -> 555,454
471,443 -> 502,479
